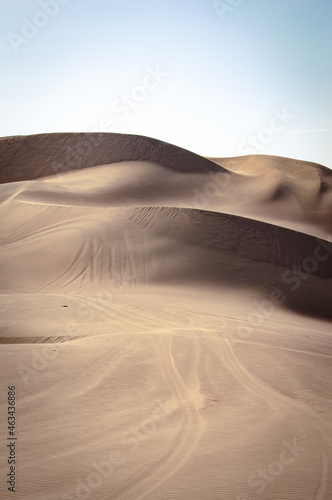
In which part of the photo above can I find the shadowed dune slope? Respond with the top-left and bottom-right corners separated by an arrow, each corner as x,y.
0,132 -> 221,183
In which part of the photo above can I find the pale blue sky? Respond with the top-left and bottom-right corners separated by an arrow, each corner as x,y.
1,0 -> 332,167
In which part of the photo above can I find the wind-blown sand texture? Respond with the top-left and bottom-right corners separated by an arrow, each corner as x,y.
0,133 -> 332,500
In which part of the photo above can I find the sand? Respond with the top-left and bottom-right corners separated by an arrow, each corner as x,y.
0,133 -> 332,499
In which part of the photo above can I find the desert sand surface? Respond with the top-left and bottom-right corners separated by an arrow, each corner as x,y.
0,133 -> 332,500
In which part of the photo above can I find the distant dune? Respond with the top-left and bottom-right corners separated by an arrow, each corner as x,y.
1,133 -> 332,500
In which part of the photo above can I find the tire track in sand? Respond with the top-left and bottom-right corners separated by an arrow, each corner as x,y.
216,337 -> 332,500
103,331 -> 204,500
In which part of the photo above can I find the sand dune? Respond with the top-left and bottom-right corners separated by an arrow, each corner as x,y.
0,133 -> 332,499
1,133 -> 332,238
